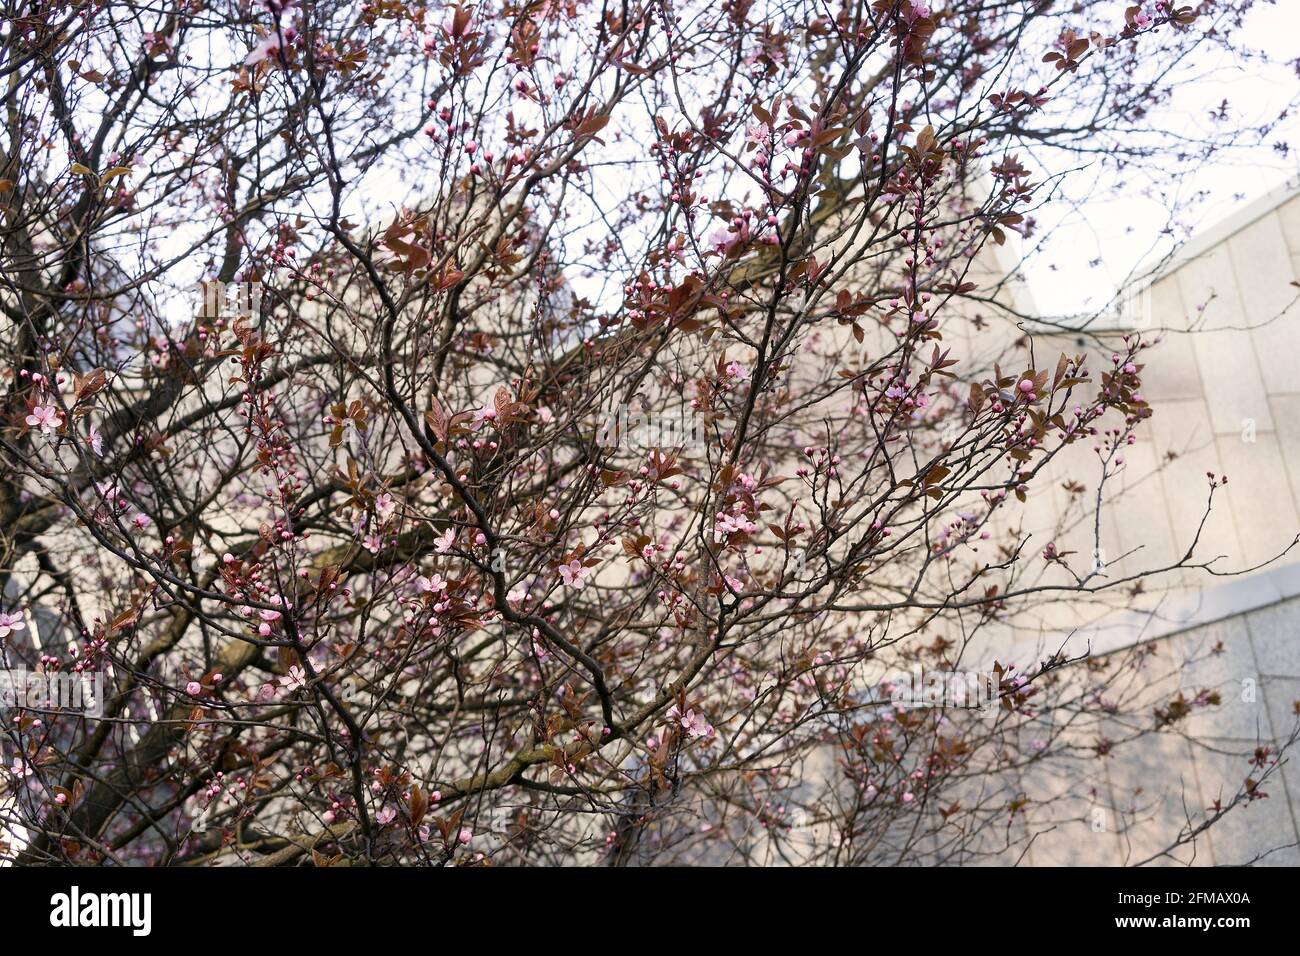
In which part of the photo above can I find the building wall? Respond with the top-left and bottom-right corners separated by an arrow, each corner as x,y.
999,184 -> 1300,865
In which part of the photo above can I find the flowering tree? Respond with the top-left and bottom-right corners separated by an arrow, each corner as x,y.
1,0 -> 1294,866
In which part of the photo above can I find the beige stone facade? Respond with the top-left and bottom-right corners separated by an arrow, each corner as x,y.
992,179 -> 1300,865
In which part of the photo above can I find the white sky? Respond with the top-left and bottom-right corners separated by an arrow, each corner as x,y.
1017,1 -> 1300,318
109,3 -> 1300,329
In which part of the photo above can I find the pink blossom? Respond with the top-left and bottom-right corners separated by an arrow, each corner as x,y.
725,361 -> 747,381
86,425 -> 103,457
714,512 -> 757,541
244,35 -> 281,66
415,573 -> 447,594
668,705 -> 714,740
434,528 -> 456,553
375,492 -> 397,522
710,222 -> 751,256
363,532 -> 383,554
95,479 -> 122,503
558,559 -> 590,589
25,405 -> 63,434
256,607 -> 282,636
186,681 -> 202,696
244,27 -> 297,66
279,665 -> 307,692
0,611 -> 25,640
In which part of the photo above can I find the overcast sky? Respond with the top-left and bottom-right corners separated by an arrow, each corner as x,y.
1018,0 -> 1300,319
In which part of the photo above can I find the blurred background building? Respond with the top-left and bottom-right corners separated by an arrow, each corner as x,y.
983,175 -> 1300,865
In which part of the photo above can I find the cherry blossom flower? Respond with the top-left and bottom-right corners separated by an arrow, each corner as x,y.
668,705 -> 715,740
95,478 -> 122,503
25,404 -> 63,434
363,532 -> 383,554
375,806 -> 397,825
905,1 -> 930,21
0,611 -> 25,640
244,35 -> 281,66
375,492 -> 397,522
434,527 -> 456,553
415,573 -> 447,594
10,755 -> 32,779
244,27 -> 297,66
725,361 -> 747,381
257,608 -> 282,636
279,664 -> 307,692
558,559 -> 590,589
709,221 -> 751,256
86,425 -> 103,457
714,512 -> 757,541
